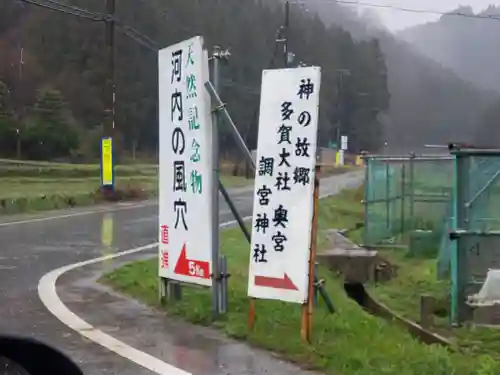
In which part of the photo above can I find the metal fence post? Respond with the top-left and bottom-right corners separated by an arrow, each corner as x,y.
385,161 -> 390,235
409,153 -> 415,228
363,156 -> 370,246
457,153 -> 471,324
401,163 -> 406,235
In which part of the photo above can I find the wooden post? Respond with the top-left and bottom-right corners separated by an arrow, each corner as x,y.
248,298 -> 256,331
301,164 -> 321,343
420,295 -> 435,329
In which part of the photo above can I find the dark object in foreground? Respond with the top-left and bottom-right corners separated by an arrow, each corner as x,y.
0,335 -> 84,375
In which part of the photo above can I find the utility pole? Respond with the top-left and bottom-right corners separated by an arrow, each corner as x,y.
104,0 -> 115,138
335,69 -> 350,148
16,3 -> 26,160
102,0 -> 116,192
337,74 -> 342,146
16,46 -> 24,160
284,1 -> 290,67
242,2 -> 290,177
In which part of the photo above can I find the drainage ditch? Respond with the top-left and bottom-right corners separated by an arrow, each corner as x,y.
343,282 -> 453,347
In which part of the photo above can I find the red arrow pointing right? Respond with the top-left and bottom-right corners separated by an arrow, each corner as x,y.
254,273 -> 298,290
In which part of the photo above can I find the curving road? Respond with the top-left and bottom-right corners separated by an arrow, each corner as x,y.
0,171 -> 362,375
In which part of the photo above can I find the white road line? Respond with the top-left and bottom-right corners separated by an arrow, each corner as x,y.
37,215 -> 253,375
38,244 -> 193,375
37,186 -> 353,375
0,185 -> 260,228
0,201 -> 157,228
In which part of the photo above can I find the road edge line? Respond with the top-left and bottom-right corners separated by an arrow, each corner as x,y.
0,201 -> 157,228
37,215 -> 254,375
36,183 -> 357,375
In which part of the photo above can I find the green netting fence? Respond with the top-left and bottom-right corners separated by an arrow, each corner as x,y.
448,149 -> 500,324
363,150 -> 500,325
363,155 -> 454,257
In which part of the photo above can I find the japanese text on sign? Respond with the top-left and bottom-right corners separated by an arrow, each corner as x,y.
158,36 -> 214,287
248,67 -> 322,304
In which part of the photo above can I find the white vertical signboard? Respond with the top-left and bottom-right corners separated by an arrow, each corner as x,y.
247,67 -> 321,303
341,135 -> 348,151
158,36 -> 213,287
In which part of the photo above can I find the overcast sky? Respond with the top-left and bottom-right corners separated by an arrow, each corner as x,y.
343,1 -> 500,31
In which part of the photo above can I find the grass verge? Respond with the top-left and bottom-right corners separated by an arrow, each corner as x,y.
0,159 -> 253,215
101,186 -> 497,375
367,245 -> 500,367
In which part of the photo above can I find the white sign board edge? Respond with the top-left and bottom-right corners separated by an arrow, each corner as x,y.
247,66 -> 322,304
158,36 -> 214,287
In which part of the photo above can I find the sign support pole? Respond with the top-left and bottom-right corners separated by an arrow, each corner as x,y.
301,164 -> 320,343
204,81 -> 256,170
210,46 -> 221,320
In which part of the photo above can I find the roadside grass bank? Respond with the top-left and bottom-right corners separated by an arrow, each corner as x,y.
101,186 -> 496,375
0,159 -> 252,214
0,159 -> 354,215
367,242 -> 500,367
324,188 -> 500,370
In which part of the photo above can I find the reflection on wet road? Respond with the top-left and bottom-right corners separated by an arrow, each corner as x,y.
0,173 -> 362,375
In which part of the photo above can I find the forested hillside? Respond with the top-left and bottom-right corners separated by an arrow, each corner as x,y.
399,5 -> 500,146
0,0 -> 389,161
301,0 -> 498,151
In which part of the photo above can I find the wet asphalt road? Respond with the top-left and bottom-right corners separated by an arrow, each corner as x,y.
0,172 -> 362,375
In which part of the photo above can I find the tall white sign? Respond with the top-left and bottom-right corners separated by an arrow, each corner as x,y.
158,36 -> 213,287
247,67 -> 322,303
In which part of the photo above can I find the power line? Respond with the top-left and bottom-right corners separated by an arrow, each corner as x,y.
42,0 -> 101,18
18,0 -> 103,21
17,0 -> 157,48
16,0 -> 277,95
323,0 -> 500,21
116,22 -> 158,50
117,26 -> 157,51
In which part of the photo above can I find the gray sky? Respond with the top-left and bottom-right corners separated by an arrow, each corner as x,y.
343,1 -> 500,31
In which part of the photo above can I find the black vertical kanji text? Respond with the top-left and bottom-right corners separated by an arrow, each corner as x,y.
275,172 -> 291,191
173,198 -> 188,230
171,50 -> 183,83
254,213 -> 270,234
256,185 -> 272,205
171,127 -> 186,154
258,156 -> 274,177
298,78 -> 314,100
273,204 -> 289,228
278,148 -> 291,167
272,231 -> 288,252
253,244 -> 268,263
171,90 -> 183,121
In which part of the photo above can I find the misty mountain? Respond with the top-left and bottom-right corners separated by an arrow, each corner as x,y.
399,6 -> 500,93
302,0 -> 497,150
0,0 -> 390,158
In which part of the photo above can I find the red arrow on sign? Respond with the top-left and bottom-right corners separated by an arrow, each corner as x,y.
174,243 -> 210,279
254,273 -> 298,290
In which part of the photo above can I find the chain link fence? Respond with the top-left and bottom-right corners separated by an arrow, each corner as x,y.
363,155 -> 454,257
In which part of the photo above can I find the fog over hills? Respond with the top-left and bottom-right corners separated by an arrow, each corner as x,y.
304,0 -> 498,150
399,6 -> 500,93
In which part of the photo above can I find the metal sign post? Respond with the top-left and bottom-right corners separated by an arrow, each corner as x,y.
210,46 -> 221,319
